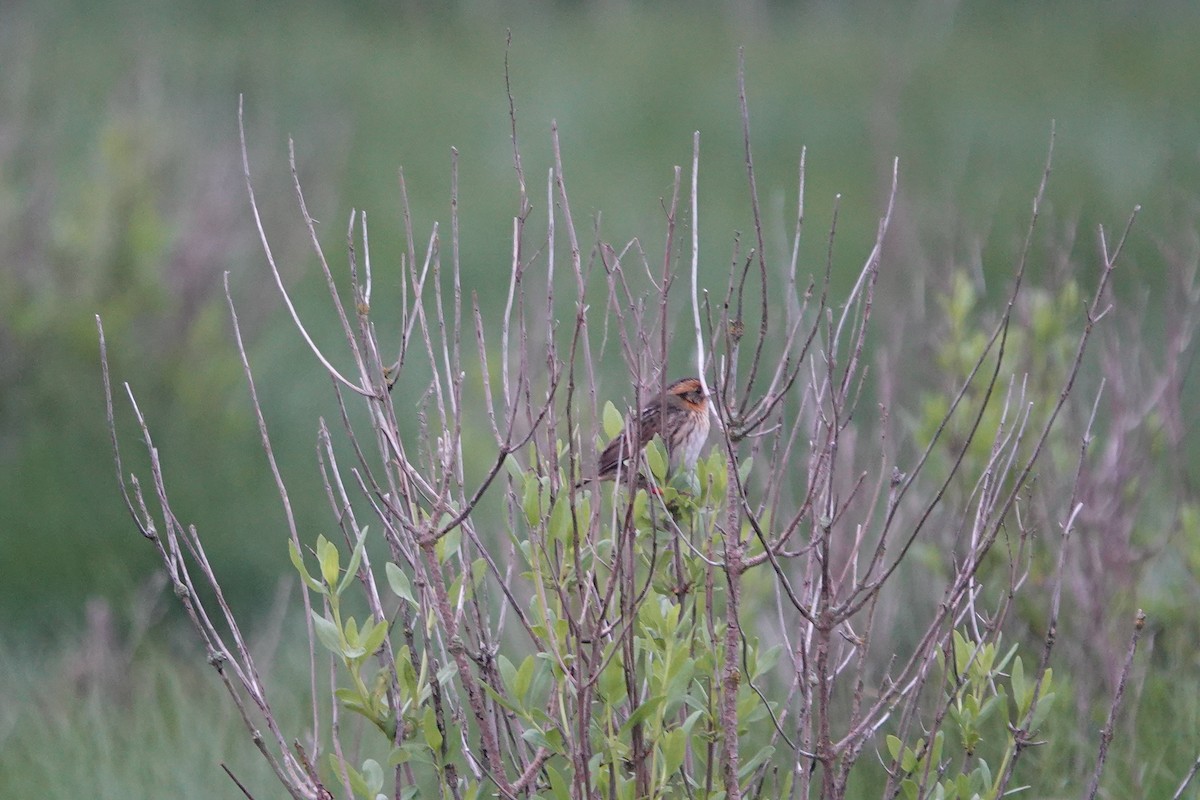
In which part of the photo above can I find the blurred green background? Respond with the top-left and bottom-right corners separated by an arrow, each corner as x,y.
2,0 -> 1198,796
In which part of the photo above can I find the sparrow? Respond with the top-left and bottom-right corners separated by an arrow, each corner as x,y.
581,377 -> 710,487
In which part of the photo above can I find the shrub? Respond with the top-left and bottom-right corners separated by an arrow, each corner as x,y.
100,68 -> 1191,800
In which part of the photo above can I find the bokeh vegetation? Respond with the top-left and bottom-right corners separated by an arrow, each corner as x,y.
1,0 -> 1198,798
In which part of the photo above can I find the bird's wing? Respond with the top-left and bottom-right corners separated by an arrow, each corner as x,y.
597,399 -> 662,476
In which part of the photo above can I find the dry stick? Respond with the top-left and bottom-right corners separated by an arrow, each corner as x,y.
419,536 -> 516,799
329,380 -> 410,552
432,216 -> 560,539
844,138 -> 1061,770
290,140 -> 374,390
686,131 -> 706,393
729,167 -> 894,612
889,391 -> 1033,799
316,420 -> 392,638
549,122 -> 602,474
504,29 -> 531,222
735,49 -> 771,413
237,97 -> 369,397
736,176 -> 818,434
542,163 -> 562,489
98,320 -> 163,550
600,246 -> 643,375
833,590 -> 883,794
755,199 -> 840,555
716,235 -> 742,405
831,158 -> 896,406
221,763 -> 258,800
991,383 -> 1106,796
327,648 -> 355,800
473,295 -> 503,444
98,353 -> 314,798
347,211 -> 369,359
393,169 -> 419,374
360,209 -> 373,306
1173,753 -> 1200,800
785,146 -> 808,323
658,163 -> 680,379
142,405 -> 303,785
867,203 -> 1138,768
1085,610 -> 1147,800
221,273 -> 323,765
847,128 -> 1058,616
446,148 -> 465,437
499,224 -> 529,442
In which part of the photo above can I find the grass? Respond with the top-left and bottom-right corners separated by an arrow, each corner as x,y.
0,634 -> 304,799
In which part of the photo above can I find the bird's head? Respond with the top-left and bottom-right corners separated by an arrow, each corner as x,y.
667,377 -> 707,410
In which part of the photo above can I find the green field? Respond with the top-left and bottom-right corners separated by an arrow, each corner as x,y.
2,1 -> 1199,797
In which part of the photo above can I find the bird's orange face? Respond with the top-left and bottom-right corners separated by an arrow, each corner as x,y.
667,378 -> 707,411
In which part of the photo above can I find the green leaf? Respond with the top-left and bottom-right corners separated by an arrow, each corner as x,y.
288,540 -> 325,593
546,764 -> 570,800
681,709 -> 705,735
335,687 -> 363,706
396,648 -> 417,696
632,489 -> 649,523
753,643 -> 783,680
1030,691 -> 1056,729
645,437 -> 667,482
521,727 -> 553,750
523,474 -> 546,526
480,679 -> 520,715
331,754 -> 368,798
337,526 -> 370,596
498,655 -> 517,695
311,611 -> 344,655
975,641 -> 995,678
664,658 -> 696,708
548,495 -> 570,544
619,695 -> 665,735
737,455 -> 754,484
361,619 -> 389,656
339,618 -> 369,659
504,453 -> 525,481
662,728 -> 687,775
901,742 -> 917,772
388,742 -> 429,767
705,449 -> 727,495
976,759 -> 992,792
573,496 -> 591,537
738,745 -> 775,781
603,401 -> 625,440
317,535 -> 340,588
953,630 -> 972,677
887,734 -> 903,761
1010,655 -> 1027,716
515,656 -> 535,703
598,652 -> 626,705
362,759 -> 384,797
436,663 -> 457,687
422,705 -> 443,751
385,562 -> 417,605
995,640 -> 1019,674
437,523 -> 462,564
985,685 -> 1007,720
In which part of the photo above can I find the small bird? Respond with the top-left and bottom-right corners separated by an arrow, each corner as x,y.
582,377 -> 711,487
